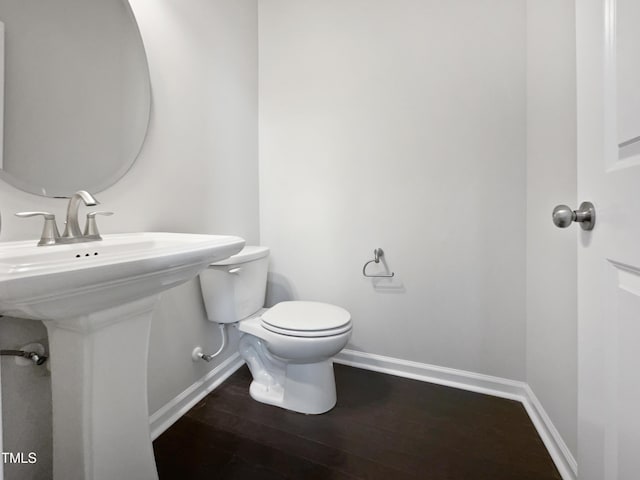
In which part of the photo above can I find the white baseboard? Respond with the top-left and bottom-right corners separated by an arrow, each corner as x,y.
334,349 -> 577,480
521,385 -> 578,480
149,352 -> 244,440
335,348 -> 526,401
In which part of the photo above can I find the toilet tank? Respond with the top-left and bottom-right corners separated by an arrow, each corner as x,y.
199,246 -> 270,323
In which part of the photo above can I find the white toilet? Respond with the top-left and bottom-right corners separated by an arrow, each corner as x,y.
199,246 -> 352,414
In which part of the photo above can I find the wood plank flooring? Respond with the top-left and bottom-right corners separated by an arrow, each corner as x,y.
153,364 -> 561,480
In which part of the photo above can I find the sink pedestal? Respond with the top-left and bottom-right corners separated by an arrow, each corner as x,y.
44,295 -> 160,480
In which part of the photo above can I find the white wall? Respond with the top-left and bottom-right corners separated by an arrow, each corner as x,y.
0,1 -> 258,478
259,0 -> 527,380
526,0 -> 578,458
0,2 -> 580,477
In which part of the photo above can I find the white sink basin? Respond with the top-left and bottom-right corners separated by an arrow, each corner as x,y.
0,232 -> 244,480
0,232 -> 245,319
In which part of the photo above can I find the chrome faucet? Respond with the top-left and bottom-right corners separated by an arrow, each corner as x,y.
60,190 -> 99,243
16,190 -> 113,246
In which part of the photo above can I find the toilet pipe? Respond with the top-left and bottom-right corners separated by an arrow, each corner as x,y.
194,324 -> 227,362
1,349 -> 48,366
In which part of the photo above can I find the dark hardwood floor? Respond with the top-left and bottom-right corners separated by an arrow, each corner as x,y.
153,364 -> 561,480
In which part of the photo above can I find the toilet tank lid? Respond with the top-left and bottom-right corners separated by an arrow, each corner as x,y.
209,245 -> 270,266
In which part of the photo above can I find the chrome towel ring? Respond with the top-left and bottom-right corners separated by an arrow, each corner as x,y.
362,248 -> 395,278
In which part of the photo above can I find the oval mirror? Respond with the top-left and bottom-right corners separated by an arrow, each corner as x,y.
0,0 -> 151,197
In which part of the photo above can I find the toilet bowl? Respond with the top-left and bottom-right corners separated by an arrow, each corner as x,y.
199,246 -> 352,414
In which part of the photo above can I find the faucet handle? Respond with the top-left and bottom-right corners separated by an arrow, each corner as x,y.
15,212 -> 61,246
83,211 -> 114,240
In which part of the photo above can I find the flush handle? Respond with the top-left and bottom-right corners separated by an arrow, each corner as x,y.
552,201 -> 595,231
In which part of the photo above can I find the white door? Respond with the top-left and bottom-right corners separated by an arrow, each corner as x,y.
577,0 -> 640,478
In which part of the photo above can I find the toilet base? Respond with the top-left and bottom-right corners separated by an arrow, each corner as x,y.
249,360 -> 337,414
239,333 -> 338,414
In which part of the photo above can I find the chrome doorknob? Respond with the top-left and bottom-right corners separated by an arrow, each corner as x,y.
552,201 -> 595,231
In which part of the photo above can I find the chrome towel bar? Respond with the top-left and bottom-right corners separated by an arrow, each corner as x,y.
362,248 -> 395,278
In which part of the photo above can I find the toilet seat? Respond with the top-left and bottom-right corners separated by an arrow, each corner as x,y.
261,322 -> 352,338
260,301 -> 352,338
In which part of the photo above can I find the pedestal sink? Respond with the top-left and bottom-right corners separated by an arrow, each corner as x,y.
0,232 -> 245,480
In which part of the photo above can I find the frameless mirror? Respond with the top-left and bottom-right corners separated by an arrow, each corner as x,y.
0,0 -> 151,197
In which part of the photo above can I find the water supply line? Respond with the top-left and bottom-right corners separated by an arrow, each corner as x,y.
192,324 -> 227,362
1,349 -> 48,366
